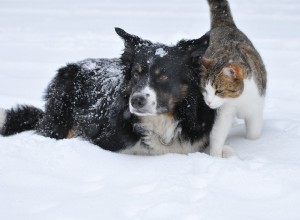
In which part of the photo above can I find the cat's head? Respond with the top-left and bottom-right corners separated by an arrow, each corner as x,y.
200,58 -> 245,109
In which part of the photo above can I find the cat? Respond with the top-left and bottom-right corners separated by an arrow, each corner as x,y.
200,0 -> 267,157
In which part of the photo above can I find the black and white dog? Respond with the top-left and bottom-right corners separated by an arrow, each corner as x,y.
0,28 -> 235,156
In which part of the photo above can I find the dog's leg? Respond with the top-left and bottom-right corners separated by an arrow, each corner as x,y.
37,64 -> 80,139
37,100 -> 73,139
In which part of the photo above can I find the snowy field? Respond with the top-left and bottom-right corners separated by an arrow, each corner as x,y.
1,0 -> 300,219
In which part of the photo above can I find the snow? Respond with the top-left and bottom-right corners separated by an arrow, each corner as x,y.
155,48 -> 168,57
1,0 -> 300,219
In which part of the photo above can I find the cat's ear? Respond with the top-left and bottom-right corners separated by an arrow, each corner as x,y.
223,67 -> 235,76
200,58 -> 214,78
222,64 -> 245,79
202,58 -> 214,70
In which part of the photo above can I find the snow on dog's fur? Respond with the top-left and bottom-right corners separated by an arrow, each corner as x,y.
0,28 -> 235,156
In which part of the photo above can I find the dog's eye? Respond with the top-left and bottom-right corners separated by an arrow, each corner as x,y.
160,75 -> 168,81
161,68 -> 167,74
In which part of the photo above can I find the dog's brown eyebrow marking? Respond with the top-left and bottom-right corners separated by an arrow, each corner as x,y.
179,84 -> 188,97
155,69 -> 160,75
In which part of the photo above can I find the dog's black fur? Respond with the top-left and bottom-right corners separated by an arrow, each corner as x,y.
0,28 -> 215,155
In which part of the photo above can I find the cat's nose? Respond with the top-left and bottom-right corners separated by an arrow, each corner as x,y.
207,100 -> 212,105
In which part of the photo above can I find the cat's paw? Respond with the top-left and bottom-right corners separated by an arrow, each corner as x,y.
222,145 -> 239,158
209,148 -> 223,157
246,131 -> 261,140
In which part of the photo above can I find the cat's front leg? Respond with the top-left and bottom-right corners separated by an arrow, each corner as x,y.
209,109 -> 234,157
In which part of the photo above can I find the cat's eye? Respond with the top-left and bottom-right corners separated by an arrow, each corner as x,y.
215,90 -> 223,94
160,75 -> 168,81
200,88 -> 207,94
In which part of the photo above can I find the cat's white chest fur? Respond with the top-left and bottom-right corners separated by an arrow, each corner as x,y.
206,78 -> 265,157
225,79 -> 264,118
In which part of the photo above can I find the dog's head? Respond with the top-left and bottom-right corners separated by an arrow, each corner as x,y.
115,28 -> 209,116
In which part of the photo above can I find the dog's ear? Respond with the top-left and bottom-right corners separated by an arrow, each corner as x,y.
115,27 -> 144,51
115,28 -> 145,63
177,33 -> 210,72
115,27 -> 151,79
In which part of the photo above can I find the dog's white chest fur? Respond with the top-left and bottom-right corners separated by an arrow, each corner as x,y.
119,114 -> 207,155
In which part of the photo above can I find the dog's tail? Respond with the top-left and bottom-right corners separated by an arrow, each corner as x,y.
207,0 -> 236,29
0,105 -> 44,136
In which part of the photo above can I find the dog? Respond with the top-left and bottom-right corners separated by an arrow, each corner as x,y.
0,28 -> 237,156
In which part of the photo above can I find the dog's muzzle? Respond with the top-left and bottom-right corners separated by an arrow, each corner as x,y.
129,86 -> 157,116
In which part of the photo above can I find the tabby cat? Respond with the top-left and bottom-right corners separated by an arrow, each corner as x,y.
200,0 -> 267,157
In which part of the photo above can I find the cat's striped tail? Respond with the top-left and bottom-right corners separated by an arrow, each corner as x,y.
207,0 -> 236,29
0,105 -> 44,136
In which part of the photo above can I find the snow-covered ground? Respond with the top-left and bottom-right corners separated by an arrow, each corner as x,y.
1,0 -> 300,219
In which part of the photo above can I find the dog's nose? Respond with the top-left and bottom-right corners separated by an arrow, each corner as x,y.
131,95 -> 147,109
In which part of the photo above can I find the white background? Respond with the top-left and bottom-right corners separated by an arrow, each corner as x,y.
1,0 -> 300,219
